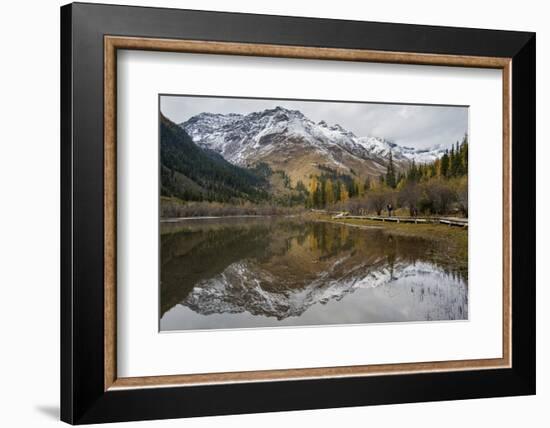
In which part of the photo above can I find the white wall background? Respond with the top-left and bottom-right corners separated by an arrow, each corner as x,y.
0,0 -> 545,427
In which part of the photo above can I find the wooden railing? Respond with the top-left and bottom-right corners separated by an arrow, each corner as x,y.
332,214 -> 468,227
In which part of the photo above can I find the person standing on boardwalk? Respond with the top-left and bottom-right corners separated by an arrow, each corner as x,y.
387,203 -> 393,217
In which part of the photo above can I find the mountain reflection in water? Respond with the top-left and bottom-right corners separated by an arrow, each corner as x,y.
160,217 -> 467,331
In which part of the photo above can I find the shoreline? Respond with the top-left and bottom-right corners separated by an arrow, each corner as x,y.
319,215 -> 468,273
160,214 -> 301,223
160,213 -> 467,274
317,219 -> 382,229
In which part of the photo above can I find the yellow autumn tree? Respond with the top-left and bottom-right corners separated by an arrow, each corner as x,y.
356,179 -> 365,197
434,158 -> 441,178
340,186 -> 349,203
308,176 -> 319,207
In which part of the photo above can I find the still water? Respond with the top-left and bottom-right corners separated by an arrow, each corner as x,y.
160,217 -> 467,331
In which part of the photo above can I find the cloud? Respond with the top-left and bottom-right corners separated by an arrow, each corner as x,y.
160,95 -> 468,150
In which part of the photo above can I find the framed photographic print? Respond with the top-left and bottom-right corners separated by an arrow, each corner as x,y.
61,2 -> 536,424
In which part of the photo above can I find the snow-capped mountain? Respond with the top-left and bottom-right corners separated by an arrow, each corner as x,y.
180,260 -> 467,321
355,136 -> 446,165
180,106 -> 446,182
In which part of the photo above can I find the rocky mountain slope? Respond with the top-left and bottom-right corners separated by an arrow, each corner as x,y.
181,106 -> 446,184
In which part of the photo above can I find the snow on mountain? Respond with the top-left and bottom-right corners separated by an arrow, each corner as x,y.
181,260 -> 467,321
355,136 -> 446,164
180,106 -> 447,177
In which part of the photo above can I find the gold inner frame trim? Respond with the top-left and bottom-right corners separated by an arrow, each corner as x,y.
104,35 -> 512,391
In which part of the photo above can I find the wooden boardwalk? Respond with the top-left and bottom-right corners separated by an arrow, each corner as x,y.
332,214 -> 468,227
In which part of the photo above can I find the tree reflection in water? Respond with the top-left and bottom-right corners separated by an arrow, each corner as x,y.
160,217 -> 467,331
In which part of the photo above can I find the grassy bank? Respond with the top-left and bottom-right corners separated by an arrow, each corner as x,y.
312,214 -> 468,275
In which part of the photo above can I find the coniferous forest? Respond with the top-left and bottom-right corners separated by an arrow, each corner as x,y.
329,135 -> 469,217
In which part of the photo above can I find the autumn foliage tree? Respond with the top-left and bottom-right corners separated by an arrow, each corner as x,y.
326,134 -> 469,216
303,134 -> 468,216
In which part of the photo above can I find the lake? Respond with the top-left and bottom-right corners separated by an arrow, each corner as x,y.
160,217 -> 468,331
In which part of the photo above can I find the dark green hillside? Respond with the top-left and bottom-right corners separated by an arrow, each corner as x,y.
160,114 -> 268,202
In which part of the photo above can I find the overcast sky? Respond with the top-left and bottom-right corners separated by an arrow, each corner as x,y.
160,95 -> 468,150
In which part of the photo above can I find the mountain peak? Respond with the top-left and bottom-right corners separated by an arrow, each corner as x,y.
260,105 -> 305,119
179,107 -> 447,175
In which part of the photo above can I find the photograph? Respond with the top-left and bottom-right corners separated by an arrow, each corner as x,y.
54,2 -> 536,424
159,95 -> 470,331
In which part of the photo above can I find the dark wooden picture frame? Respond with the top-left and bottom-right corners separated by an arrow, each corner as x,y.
61,2 -> 535,424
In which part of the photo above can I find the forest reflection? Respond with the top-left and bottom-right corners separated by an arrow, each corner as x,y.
160,217 -> 467,331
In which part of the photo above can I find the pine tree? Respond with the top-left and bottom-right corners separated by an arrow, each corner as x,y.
335,181 -> 342,202
440,151 -> 450,178
461,134 -> 468,174
347,181 -> 356,198
452,143 -> 458,176
318,179 -> 326,207
385,151 -> 397,188
408,160 -> 419,182
325,179 -> 335,205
